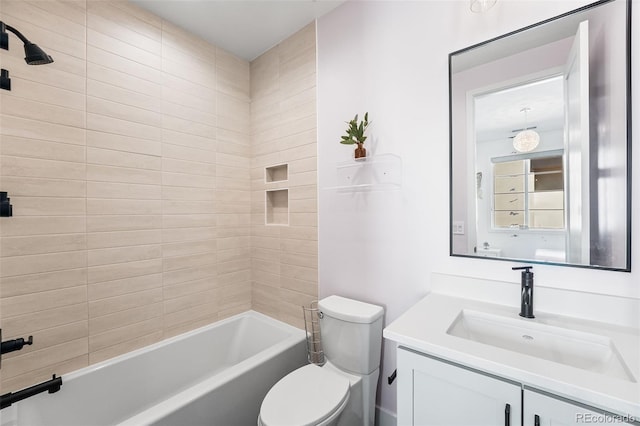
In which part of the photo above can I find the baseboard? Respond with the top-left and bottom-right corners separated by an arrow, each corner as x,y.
375,405 -> 397,426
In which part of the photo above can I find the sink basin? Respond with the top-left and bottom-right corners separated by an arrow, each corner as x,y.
447,309 -> 635,382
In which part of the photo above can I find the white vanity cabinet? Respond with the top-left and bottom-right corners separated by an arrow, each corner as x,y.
523,389 -> 628,426
397,348 -> 638,426
397,348 -> 521,426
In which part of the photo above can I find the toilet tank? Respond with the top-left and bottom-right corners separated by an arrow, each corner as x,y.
318,295 -> 384,375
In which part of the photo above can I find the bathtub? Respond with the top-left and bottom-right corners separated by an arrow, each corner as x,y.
0,311 -> 307,426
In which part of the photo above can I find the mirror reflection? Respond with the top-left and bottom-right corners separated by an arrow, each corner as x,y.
450,0 -> 630,271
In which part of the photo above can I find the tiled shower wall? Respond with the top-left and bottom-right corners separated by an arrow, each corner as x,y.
0,0 -> 255,392
250,23 -> 318,329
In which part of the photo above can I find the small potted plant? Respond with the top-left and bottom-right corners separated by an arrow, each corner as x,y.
340,112 -> 370,159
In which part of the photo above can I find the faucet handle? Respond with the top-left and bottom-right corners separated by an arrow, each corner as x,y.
512,265 -> 533,273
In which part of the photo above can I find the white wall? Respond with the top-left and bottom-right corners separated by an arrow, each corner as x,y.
317,0 -> 639,419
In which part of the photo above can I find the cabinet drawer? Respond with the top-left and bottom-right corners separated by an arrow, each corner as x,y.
495,175 -> 524,193
494,210 -> 525,227
494,160 -> 524,175
495,194 -> 525,210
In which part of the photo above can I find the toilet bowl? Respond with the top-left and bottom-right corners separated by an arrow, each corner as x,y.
258,363 -> 351,426
258,296 -> 384,426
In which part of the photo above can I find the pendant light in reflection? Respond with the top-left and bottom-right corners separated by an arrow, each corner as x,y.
513,107 -> 540,153
470,0 -> 497,13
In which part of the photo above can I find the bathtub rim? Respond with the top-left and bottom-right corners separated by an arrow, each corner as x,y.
62,310 -> 304,384
115,311 -> 306,426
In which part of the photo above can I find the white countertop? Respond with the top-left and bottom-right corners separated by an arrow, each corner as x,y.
384,292 -> 640,418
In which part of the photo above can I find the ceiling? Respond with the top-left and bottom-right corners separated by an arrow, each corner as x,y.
474,75 -> 565,143
131,0 -> 345,61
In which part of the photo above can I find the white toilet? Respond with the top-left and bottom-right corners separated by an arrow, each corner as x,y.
258,295 -> 384,426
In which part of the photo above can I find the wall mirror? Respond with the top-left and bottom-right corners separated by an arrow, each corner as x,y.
449,0 -> 631,271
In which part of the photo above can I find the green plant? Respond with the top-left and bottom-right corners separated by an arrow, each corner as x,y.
340,112 -> 370,145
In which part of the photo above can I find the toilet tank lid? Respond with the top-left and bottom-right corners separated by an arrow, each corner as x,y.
318,295 -> 384,324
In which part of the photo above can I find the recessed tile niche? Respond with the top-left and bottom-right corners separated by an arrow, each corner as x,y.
265,164 -> 288,183
265,189 -> 289,225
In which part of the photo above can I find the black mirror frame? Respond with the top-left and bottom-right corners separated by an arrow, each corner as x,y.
448,0 -> 632,272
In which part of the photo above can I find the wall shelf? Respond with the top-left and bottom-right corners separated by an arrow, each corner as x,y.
327,153 -> 402,192
265,164 -> 288,183
265,189 -> 289,225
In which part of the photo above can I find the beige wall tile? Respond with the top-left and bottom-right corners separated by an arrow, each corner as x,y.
163,186 -> 214,201
161,22 -> 216,65
89,331 -> 162,364
1,268 -> 87,298
87,46 -> 161,83
162,129 -> 216,152
27,0 -> 87,26
1,156 -> 85,180
2,177 -> 86,198
89,318 -> 162,352
87,29 -> 161,70
87,7 -> 161,54
164,277 -> 217,300
2,321 -> 88,362
1,338 -> 87,379
88,245 -> 162,267
162,302 -> 218,332
2,355 -> 88,395
89,303 -> 162,335
1,286 -> 87,318
87,215 -> 162,232
164,288 -> 217,315
87,147 -> 161,170
86,199 -> 161,215
1,96 -> 85,128
4,77 -> 85,110
88,80 -> 161,112
88,273 -> 162,301
162,158 -> 216,176
1,115 -> 86,146
0,0 -> 316,392
162,102 -> 217,129
1,303 -> 87,339
1,251 -> 87,278
87,258 -> 162,284
88,288 -> 163,318
163,252 -> 216,273
162,264 -> 217,287
1,234 -> 87,257
87,181 -> 161,200
87,113 -> 162,141
2,136 -> 86,163
0,216 -> 85,237
87,62 -> 161,98
87,164 -> 161,185
86,130 -> 161,156
249,22 -> 317,325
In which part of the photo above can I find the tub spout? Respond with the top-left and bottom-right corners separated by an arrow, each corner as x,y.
0,374 -> 62,410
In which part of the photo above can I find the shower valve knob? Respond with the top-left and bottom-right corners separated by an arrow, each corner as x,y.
1,335 -> 33,355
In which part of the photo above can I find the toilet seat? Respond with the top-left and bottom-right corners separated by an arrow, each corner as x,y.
259,364 -> 350,426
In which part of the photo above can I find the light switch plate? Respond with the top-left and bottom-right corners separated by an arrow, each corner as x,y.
452,221 -> 465,235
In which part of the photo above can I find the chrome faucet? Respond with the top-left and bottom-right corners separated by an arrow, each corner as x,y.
513,266 -> 534,318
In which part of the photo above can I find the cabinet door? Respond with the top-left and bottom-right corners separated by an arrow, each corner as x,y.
523,389 -> 635,425
398,348 -> 522,426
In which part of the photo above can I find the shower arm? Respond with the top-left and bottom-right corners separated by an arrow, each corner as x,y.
1,22 -> 32,47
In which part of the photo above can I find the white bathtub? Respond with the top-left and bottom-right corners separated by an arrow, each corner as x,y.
0,311 -> 307,426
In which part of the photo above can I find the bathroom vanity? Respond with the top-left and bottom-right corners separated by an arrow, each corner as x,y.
384,292 -> 640,426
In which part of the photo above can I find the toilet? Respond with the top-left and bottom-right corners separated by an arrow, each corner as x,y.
258,295 -> 384,426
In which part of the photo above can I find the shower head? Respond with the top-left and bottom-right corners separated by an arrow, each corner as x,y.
0,21 -> 54,65
23,42 -> 54,65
